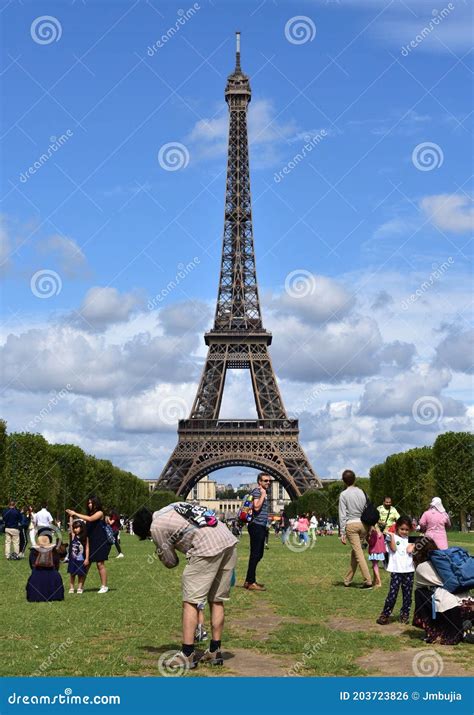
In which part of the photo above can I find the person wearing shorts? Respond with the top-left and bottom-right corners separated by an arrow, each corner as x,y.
133,503 -> 237,671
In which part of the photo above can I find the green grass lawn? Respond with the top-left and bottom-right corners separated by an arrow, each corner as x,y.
1,531 -> 472,677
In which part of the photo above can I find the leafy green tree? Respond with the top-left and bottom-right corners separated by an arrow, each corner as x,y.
4,433 -> 60,513
369,463 -> 386,506
49,444 -> 87,521
398,447 -> 434,517
148,490 -> 177,513
433,431 -> 474,532
0,419 -> 8,506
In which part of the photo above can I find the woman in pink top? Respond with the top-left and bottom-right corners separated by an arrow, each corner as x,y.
419,497 -> 451,549
297,514 -> 310,545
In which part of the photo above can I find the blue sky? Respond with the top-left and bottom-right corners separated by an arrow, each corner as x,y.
1,0 -> 473,485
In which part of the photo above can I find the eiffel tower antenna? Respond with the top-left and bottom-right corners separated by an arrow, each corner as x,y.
156,34 -> 321,499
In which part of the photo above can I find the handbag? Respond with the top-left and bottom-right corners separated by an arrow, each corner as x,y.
103,522 -> 115,544
361,491 -> 380,527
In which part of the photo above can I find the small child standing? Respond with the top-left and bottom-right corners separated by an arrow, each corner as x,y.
67,519 -> 89,594
368,525 -> 386,588
376,516 -> 414,625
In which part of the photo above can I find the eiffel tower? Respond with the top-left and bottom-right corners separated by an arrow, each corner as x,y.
156,33 -> 321,499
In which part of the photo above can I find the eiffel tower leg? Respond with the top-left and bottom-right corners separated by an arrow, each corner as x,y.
190,345 -> 227,419
250,352 -> 287,420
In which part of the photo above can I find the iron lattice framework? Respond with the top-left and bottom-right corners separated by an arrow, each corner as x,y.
156,34 -> 321,500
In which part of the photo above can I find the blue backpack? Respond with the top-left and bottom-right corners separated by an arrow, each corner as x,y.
430,547 -> 474,594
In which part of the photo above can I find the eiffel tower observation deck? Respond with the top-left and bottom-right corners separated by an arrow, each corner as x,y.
156,33 -> 321,499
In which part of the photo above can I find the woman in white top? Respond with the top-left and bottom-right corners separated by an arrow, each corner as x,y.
376,516 -> 414,625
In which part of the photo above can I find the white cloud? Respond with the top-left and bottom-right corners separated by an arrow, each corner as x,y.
187,98 -> 304,168
271,274 -> 354,325
0,216 -> 11,275
38,234 -> 88,277
159,300 -> 212,336
0,325 -> 199,397
70,286 -> 143,331
420,194 -> 474,234
358,366 -> 465,418
434,329 -> 474,374
269,314 -> 384,383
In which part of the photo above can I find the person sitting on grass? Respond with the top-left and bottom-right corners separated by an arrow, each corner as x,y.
133,503 -> 237,671
376,516 -> 414,625
412,537 -> 473,645
26,533 -> 64,602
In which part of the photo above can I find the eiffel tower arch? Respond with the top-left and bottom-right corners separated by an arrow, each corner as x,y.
156,33 -> 321,500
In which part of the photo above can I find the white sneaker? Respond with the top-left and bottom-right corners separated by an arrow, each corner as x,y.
116,553 -> 124,559
77,588 -> 83,594
98,586 -> 109,594
68,587 -> 75,594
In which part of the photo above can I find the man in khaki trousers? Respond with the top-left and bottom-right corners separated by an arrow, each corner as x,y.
3,500 -> 22,559
338,470 -> 372,589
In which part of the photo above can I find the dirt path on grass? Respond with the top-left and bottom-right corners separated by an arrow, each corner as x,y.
328,616 -> 474,677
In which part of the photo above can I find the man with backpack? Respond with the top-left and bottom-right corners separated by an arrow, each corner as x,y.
133,502 -> 237,671
338,469 -> 373,589
244,473 -> 271,591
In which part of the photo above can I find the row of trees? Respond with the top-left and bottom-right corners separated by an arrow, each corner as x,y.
369,432 -> 473,530
284,432 -> 472,530
284,479 -> 370,520
0,421 -> 150,518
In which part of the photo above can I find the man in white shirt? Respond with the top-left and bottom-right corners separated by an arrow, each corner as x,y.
34,504 -> 54,529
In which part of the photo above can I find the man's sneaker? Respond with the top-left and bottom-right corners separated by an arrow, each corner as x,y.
200,649 -> 224,666
195,624 -> 208,642
116,553 -> 124,559
399,613 -> 409,624
162,651 -> 198,671
98,586 -> 109,594
360,583 -> 373,590
376,614 -> 390,625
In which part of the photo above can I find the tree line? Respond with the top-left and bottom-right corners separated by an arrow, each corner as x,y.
369,431 -> 473,531
285,431 -> 473,531
0,421 -> 150,518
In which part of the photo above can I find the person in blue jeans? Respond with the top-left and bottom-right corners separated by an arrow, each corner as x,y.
244,474 -> 270,591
